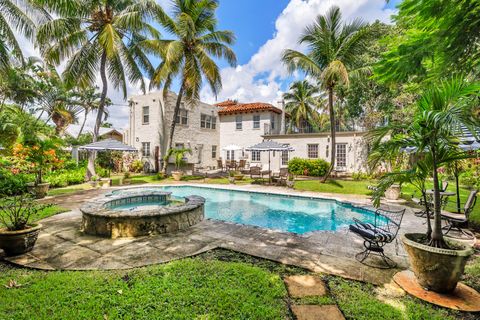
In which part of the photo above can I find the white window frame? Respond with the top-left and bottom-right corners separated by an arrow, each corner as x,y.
211,145 -> 217,159
253,115 -> 260,129
227,150 -> 235,160
270,114 -> 276,130
251,150 -> 261,162
307,144 -> 319,158
201,114 -> 217,129
142,142 -> 151,157
336,143 -> 347,169
281,148 -> 289,166
175,109 -> 188,125
142,106 -> 149,124
236,115 -> 243,130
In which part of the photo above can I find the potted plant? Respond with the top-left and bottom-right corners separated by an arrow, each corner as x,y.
233,171 -> 244,181
165,148 -> 191,181
0,194 -> 51,256
12,138 -> 60,199
286,174 -> 295,188
122,171 -> 131,185
89,175 -> 99,188
370,78 -> 479,293
228,171 -> 236,184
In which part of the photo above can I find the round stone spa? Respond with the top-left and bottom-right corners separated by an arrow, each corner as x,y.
80,190 -> 205,239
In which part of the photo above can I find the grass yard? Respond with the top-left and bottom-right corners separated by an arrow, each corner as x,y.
1,249 -> 478,320
0,258 -> 287,320
0,204 -> 67,225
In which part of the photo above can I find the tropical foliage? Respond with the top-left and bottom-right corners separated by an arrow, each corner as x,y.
142,0 -> 237,174
282,6 -> 373,181
369,77 -> 480,248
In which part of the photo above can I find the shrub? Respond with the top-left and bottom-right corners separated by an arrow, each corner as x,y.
45,167 -> 86,188
352,172 -> 370,181
130,160 -> 143,173
460,169 -> 480,189
287,158 -> 330,177
0,168 -> 32,195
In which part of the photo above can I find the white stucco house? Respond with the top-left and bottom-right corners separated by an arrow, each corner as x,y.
124,91 -> 219,173
125,92 -> 369,174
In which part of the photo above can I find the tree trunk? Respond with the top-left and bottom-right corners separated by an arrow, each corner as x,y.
77,110 -> 89,139
423,191 -> 432,239
161,85 -> 185,175
321,87 -> 336,183
87,51 -> 108,180
430,149 -> 447,248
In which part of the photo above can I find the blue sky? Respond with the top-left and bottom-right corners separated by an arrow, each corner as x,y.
60,0 -> 402,132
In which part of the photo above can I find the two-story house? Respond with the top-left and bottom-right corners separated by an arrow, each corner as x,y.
125,91 -> 219,172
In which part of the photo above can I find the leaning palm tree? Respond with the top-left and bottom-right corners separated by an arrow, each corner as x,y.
142,0 -> 237,175
370,77 -> 480,248
283,80 -> 324,133
0,0 -> 39,69
35,0 -> 161,177
282,6 -> 372,182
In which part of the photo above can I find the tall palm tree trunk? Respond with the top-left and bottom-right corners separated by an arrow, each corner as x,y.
161,85 -> 185,175
87,51 -> 108,179
77,110 -> 89,139
430,147 -> 446,248
322,87 -> 336,182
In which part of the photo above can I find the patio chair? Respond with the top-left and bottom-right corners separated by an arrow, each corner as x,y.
272,168 -> 289,185
226,160 -> 236,171
217,159 -> 225,172
349,207 -> 406,269
441,190 -> 478,239
238,159 -> 246,171
250,166 -> 262,180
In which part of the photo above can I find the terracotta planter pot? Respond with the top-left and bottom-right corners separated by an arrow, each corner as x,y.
0,224 -> 42,256
99,178 -> 111,189
89,181 -> 99,188
26,182 -> 50,199
402,233 -> 474,293
234,175 -> 244,181
172,171 -> 183,181
385,184 -> 401,200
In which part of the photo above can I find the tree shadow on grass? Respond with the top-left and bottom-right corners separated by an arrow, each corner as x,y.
326,179 -> 344,188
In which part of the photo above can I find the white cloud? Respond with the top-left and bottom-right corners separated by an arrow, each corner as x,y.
201,0 -> 395,105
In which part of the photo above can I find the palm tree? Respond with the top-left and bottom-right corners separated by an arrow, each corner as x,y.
282,6 -> 372,182
73,87 -> 104,139
370,77 -> 480,248
35,0 -> 161,177
142,0 -> 237,175
0,0 -> 39,69
283,80 -> 324,133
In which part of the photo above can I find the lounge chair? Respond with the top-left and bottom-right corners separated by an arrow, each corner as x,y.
226,160 -> 236,171
441,190 -> 478,239
249,166 -> 263,180
349,207 -> 406,269
238,159 -> 246,172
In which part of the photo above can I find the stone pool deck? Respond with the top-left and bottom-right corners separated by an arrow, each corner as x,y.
4,183 -> 466,285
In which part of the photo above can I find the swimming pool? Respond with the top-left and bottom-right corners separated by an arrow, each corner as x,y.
111,186 -> 379,234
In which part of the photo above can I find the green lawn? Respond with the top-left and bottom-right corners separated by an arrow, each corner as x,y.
1,249 -> 477,320
0,259 -> 287,320
0,204 -> 67,226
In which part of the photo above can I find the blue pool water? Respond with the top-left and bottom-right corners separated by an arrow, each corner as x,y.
111,186 -> 379,234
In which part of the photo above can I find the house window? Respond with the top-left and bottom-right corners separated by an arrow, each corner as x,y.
236,115 -> 243,130
281,145 -> 290,166
227,150 -> 235,160
270,114 -> 276,130
251,150 -> 261,162
212,145 -> 217,158
201,114 -> 217,129
253,115 -> 260,129
336,143 -> 347,168
142,106 -> 150,124
142,142 -> 150,157
307,144 -> 319,158
175,109 -> 188,125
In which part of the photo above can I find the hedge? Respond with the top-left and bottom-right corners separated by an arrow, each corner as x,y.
288,157 -> 330,177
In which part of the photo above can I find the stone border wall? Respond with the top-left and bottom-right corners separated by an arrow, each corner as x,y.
81,191 -> 205,239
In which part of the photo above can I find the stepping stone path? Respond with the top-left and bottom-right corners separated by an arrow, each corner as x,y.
284,275 -> 345,320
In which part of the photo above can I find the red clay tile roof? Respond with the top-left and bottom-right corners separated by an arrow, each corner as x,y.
215,99 -> 238,107
217,102 -> 282,115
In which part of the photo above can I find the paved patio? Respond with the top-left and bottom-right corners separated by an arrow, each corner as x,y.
5,184 -> 442,285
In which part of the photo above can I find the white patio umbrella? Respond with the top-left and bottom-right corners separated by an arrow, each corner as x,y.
78,139 -> 137,152
246,140 -> 294,180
